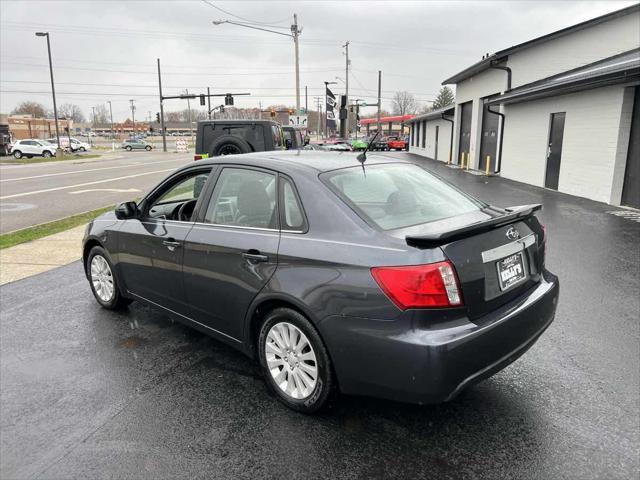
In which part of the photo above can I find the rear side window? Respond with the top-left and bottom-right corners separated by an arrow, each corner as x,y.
322,163 -> 483,230
272,126 -> 283,149
204,168 -> 277,229
280,177 -> 306,231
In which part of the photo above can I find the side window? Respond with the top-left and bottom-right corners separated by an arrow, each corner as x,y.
147,170 -> 211,220
280,177 -> 306,231
272,126 -> 283,149
204,168 -> 277,229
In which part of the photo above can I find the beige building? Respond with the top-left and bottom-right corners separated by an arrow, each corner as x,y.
7,114 -> 73,140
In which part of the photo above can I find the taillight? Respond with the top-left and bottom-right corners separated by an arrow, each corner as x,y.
194,154 -> 203,161
371,261 -> 463,310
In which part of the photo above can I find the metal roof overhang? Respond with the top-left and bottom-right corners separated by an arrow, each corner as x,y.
488,50 -> 640,106
405,106 -> 455,124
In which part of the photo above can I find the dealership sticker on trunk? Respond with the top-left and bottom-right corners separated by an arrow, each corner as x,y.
497,252 -> 526,290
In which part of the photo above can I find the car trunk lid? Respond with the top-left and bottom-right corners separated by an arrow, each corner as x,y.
398,205 -> 546,320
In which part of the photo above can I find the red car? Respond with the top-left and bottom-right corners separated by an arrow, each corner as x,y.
386,136 -> 407,151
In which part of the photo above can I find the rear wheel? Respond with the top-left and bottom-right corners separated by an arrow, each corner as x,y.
258,308 -> 334,413
86,246 -> 131,310
145,145 -> 151,151
12,150 -> 22,159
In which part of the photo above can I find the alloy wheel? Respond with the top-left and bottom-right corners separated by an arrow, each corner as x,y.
265,322 -> 318,400
90,255 -> 114,302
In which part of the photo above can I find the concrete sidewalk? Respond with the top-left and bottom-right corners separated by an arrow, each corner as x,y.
0,225 -> 85,285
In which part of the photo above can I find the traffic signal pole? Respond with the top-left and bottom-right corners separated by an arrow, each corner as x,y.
157,58 -> 167,152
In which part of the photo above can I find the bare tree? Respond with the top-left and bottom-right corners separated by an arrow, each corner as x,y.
92,104 -> 110,125
432,86 -> 455,110
391,91 -> 418,116
11,101 -> 49,118
58,103 -> 86,123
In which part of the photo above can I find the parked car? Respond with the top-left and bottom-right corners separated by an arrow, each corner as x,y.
371,136 -> 390,151
48,137 -> 91,152
83,152 -> 559,413
194,119 -> 284,159
9,139 -> 57,159
122,139 -> 152,151
386,136 -> 408,151
351,138 -> 368,151
282,126 -> 306,150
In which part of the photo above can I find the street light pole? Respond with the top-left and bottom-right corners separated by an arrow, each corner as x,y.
212,16 -> 301,112
129,99 -> 136,135
107,100 -> 114,150
157,58 -> 167,152
343,41 -> 350,137
35,32 -> 60,152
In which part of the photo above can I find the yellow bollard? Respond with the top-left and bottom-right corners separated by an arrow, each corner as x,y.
466,152 -> 470,171
459,152 -> 464,169
485,155 -> 491,176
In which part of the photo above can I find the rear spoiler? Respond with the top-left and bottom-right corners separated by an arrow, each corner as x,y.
406,204 -> 542,248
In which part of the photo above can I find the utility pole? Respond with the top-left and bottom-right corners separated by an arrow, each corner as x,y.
91,106 -> 96,146
207,87 -> 212,120
107,100 -> 114,150
157,58 -> 167,152
129,99 -> 136,135
35,32 -> 60,152
292,14 -> 301,112
305,85 -> 308,113
343,41 -> 350,137
314,97 -> 323,141
259,101 -> 262,120
377,70 -> 382,135
185,88 -> 193,145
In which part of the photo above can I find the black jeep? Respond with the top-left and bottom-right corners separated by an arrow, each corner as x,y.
194,119 -> 284,160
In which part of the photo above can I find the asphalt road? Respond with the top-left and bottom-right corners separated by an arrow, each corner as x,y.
0,151 -> 191,233
1,153 -> 638,479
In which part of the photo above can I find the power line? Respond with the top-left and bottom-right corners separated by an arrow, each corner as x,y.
200,0 -> 291,27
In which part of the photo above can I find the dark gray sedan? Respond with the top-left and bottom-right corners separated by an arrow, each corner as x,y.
83,152 -> 559,413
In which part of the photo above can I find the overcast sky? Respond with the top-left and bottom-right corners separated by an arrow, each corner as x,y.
1,0 -> 637,122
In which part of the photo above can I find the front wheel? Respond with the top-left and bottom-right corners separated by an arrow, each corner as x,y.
79,147 -> 86,152
258,308 -> 334,413
42,151 -> 52,158
86,246 -> 132,310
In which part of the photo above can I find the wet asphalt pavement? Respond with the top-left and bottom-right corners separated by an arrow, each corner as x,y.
1,153 -> 638,479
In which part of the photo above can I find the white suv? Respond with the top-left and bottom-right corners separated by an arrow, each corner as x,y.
10,139 -> 58,159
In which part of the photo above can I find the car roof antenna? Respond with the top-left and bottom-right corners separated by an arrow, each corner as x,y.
356,130 -> 380,176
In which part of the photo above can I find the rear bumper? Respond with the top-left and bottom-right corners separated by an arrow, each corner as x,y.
318,271 -> 559,404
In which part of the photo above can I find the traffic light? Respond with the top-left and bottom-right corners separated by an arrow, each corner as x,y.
225,94 -> 234,106
199,94 -> 206,106
155,112 -> 160,123
270,109 -> 276,118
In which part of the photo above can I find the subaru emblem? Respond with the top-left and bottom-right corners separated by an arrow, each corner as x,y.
506,226 -> 520,240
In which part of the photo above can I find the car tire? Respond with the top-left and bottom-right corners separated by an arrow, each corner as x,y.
145,145 -> 152,151
258,308 -> 334,413
125,146 -> 132,151
42,151 -> 52,158
79,147 -> 86,152
209,136 -> 251,156
12,150 -> 22,159
86,246 -> 132,310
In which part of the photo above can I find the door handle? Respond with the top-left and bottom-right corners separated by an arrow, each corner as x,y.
162,239 -> 181,251
242,250 -> 269,263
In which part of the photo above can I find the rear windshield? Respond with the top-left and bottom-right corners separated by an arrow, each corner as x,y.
322,163 -> 483,230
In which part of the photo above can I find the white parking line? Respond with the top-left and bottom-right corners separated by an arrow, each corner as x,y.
0,158 -> 185,183
0,168 -> 176,200
69,188 -> 141,195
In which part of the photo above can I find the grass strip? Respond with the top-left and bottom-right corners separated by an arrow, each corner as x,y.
0,205 -> 114,250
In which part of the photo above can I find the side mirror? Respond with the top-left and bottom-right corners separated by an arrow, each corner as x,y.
115,201 -> 139,220
285,138 -> 293,150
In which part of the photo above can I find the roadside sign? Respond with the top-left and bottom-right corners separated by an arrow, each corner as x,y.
289,115 -> 308,127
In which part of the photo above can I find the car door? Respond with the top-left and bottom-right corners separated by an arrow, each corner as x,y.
182,166 -> 280,341
22,140 -> 37,155
116,167 -> 213,315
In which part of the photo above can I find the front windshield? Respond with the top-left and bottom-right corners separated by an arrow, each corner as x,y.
322,163 -> 483,230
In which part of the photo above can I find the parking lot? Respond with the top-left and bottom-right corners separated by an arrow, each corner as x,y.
0,153 -> 638,480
